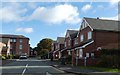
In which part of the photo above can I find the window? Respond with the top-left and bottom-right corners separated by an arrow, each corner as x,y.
75,38 -> 78,45
91,53 -> 94,57
68,50 -> 71,55
80,34 -> 84,42
65,42 -> 66,47
10,45 -> 12,49
20,39 -> 23,43
13,39 -> 16,42
86,53 -> 89,58
10,39 -> 13,42
76,49 -> 79,56
79,49 -> 83,58
19,45 -> 23,49
58,44 -> 59,49
68,40 -> 70,46
88,31 -> 92,40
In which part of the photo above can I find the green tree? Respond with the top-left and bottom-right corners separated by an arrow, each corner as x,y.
35,38 -> 53,56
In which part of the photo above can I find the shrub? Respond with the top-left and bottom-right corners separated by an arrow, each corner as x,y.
95,49 -> 120,68
1,56 -> 6,60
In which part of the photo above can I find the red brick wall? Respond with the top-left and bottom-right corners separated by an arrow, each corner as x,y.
11,38 -> 29,56
93,31 -> 119,50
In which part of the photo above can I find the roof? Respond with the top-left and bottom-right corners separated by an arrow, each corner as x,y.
67,30 -> 78,39
57,37 -> 65,44
0,34 -> 29,39
84,17 -> 119,32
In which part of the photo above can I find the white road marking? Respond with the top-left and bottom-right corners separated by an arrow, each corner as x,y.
21,64 -> 28,75
1,66 -> 52,69
16,59 -> 48,62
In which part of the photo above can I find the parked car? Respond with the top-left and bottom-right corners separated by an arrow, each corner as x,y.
19,55 -> 27,59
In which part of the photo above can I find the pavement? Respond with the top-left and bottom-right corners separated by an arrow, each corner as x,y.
45,59 -> 120,75
1,59 -> 16,66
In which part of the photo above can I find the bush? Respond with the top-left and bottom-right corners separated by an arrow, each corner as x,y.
13,55 -> 19,59
2,56 -> 6,60
95,49 -> 120,68
7,55 -> 13,59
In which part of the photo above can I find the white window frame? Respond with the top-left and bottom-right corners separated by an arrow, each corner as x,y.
68,40 -> 71,46
65,42 -> 66,47
20,39 -> 23,43
19,45 -> 23,49
86,53 -> 89,58
13,39 -> 16,42
75,38 -> 78,45
88,31 -> 92,40
68,50 -> 71,55
80,34 -> 84,42
10,39 -> 13,42
91,53 -> 94,57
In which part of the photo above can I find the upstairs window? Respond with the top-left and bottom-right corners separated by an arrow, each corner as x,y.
80,34 -> 84,42
68,40 -> 71,46
20,39 -> 23,43
13,39 -> 16,42
10,39 -> 13,42
75,38 -> 78,45
81,20 -> 87,30
88,31 -> 92,40
65,42 -> 66,47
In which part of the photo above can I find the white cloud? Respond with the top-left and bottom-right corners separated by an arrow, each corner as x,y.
0,2 -> 27,23
0,7 -> 23,22
29,4 -> 81,25
109,0 -> 120,5
81,4 -> 92,12
16,28 -> 33,33
101,15 -> 119,21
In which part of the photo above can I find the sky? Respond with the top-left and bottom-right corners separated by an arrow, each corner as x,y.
0,0 -> 119,48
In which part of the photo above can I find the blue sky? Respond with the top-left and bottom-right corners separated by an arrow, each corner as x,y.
0,1 -> 119,48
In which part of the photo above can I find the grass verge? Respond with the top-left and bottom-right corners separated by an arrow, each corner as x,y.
79,66 -> 120,73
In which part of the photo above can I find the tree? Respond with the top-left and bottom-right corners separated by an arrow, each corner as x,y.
34,38 -> 53,56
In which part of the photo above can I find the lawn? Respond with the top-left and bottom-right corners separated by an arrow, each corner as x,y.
79,66 -> 120,73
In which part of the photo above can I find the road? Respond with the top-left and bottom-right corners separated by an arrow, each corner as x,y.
1,58 -> 76,75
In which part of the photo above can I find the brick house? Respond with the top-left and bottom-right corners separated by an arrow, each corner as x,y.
72,17 -> 120,66
61,30 -> 78,59
52,37 -> 65,59
0,34 -> 30,56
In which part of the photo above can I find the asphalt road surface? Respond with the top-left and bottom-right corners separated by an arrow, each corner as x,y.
1,58 -> 76,75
